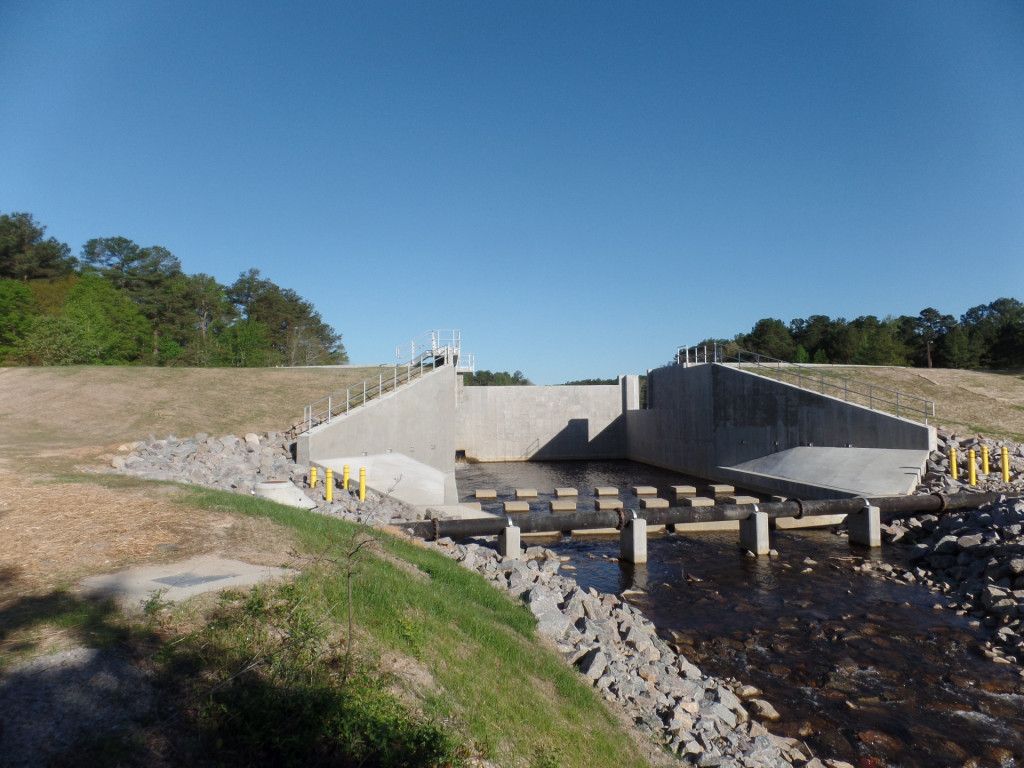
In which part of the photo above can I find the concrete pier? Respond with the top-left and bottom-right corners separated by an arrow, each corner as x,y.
498,524 -> 521,559
848,503 -> 881,548
739,509 -> 770,555
620,517 -> 647,563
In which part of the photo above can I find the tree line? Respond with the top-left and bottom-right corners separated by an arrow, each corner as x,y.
694,300 -> 1024,370
0,211 -> 347,367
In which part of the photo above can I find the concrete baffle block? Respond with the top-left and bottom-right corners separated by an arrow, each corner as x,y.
595,487 -> 619,497
632,485 -> 657,496
550,500 -> 577,513
672,485 -> 697,498
620,518 -> 647,563
596,498 -> 624,511
498,525 -> 521,559
848,504 -> 881,548
727,495 -> 759,505
555,487 -> 578,498
640,497 -> 669,509
503,501 -> 531,514
515,488 -> 538,499
739,510 -> 770,555
707,484 -> 735,497
475,489 -> 497,500
683,496 -> 715,507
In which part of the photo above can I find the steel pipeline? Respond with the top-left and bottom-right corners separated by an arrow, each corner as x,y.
403,492 -> 1023,541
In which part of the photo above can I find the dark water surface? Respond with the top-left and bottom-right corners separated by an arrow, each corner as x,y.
457,461 -> 1024,768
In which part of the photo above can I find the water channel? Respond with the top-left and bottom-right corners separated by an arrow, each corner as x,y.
456,460 -> 1024,768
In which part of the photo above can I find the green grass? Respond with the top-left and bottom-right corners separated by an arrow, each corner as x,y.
12,483 -> 650,767
174,486 -> 648,767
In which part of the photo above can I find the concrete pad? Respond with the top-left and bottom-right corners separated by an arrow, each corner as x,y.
727,446 -> 929,497
726,495 -> 759,505
515,488 -> 538,499
555,487 -> 579,498
596,498 -> 624,511
81,556 -> 293,609
550,500 -> 577,513
504,501 -> 531,514
475,489 -> 497,500
683,496 -> 715,507
640,497 -> 669,509
595,487 -> 619,496
672,485 -> 697,497
632,485 -> 657,496
318,454 -> 452,508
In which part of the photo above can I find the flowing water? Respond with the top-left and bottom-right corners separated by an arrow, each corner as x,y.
457,460 -> 1024,768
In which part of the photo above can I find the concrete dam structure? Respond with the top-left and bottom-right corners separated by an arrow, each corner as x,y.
295,345 -> 936,509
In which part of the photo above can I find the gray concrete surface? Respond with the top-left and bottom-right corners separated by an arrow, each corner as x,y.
297,365 -> 458,483
456,379 -> 625,461
317,453 -> 456,508
723,446 -> 929,497
81,556 -> 293,608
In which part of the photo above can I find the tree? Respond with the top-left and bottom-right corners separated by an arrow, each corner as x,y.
462,369 -> 532,386
63,272 -> 151,363
228,269 -> 346,366
0,212 -> 75,281
0,279 -> 36,361
80,237 -> 184,359
742,318 -> 795,361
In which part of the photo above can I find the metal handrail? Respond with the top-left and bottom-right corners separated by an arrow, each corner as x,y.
288,329 -> 474,438
288,356 -> 440,438
675,342 -> 936,425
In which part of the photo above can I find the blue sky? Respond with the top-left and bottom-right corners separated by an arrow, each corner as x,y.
2,1 -> 1021,384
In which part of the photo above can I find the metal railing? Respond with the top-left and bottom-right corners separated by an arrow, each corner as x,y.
288,356 -> 441,438
675,343 -> 936,425
288,329 -> 474,438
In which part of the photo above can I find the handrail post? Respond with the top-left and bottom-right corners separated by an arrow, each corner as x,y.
328,396 -> 332,424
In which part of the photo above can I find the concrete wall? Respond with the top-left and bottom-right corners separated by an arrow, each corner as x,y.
456,379 -> 626,461
627,363 -> 935,492
297,365 -> 457,473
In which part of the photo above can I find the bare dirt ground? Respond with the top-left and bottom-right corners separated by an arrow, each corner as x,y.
0,366 -> 379,657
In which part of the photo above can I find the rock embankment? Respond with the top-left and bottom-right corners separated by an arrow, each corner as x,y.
852,430 -> 1024,669
109,435 -> 832,767
917,428 -> 1024,495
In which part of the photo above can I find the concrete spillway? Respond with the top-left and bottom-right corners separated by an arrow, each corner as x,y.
296,360 -> 935,506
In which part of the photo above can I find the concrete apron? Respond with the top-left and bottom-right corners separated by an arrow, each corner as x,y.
81,556 -> 293,609
318,453 -> 493,520
722,446 -> 930,498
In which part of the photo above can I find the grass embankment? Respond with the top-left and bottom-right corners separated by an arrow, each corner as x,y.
0,366 -> 650,767
745,364 -> 1024,443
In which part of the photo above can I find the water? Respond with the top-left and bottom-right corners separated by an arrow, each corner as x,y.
457,460 -> 1024,768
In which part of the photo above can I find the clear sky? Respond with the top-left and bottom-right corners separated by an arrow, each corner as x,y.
2,1 -> 1021,384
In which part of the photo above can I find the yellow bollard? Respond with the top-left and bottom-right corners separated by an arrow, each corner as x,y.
343,464 -> 350,491
1003,446 -> 1011,483
359,467 -> 366,502
982,446 -> 989,475
310,466 -> 317,488
968,449 -> 977,486
950,448 -> 958,480
325,468 -> 333,502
